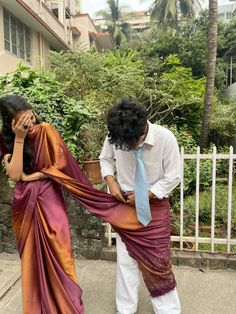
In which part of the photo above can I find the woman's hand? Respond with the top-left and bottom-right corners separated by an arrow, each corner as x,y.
21,172 -> 48,182
12,113 -> 31,140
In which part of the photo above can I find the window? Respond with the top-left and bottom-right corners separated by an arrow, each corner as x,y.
226,12 -> 232,20
3,8 -> 31,62
218,13 -> 224,19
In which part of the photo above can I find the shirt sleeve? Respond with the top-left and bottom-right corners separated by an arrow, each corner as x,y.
99,135 -> 115,179
149,134 -> 181,199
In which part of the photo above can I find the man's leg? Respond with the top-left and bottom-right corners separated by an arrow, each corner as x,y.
116,234 -> 140,314
151,288 -> 181,314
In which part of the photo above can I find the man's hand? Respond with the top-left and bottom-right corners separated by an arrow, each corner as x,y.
126,192 -> 135,207
148,191 -> 155,199
127,190 -> 154,207
105,175 -> 126,203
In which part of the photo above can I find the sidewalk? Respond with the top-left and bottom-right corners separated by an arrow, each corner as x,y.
0,252 -> 236,314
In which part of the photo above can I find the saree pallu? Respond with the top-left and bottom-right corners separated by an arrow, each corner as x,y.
11,122 -> 176,314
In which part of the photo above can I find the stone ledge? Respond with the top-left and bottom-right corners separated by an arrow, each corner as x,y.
101,247 -> 236,270
0,270 -> 21,300
100,247 -> 117,262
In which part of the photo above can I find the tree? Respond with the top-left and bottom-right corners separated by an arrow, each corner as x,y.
151,0 -> 202,30
97,0 -> 132,46
199,0 -> 218,149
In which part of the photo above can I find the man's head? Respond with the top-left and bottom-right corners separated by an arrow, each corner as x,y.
107,98 -> 148,151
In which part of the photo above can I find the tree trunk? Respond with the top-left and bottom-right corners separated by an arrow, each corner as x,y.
199,0 -> 218,150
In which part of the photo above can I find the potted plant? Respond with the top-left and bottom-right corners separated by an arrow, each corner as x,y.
78,120 -> 106,185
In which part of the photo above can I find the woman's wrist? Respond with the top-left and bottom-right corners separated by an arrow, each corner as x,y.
39,172 -> 47,179
14,137 -> 24,144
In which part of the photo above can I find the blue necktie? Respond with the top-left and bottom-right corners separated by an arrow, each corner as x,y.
134,146 -> 152,226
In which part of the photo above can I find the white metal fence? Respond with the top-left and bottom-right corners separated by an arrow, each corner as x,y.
105,146 -> 236,254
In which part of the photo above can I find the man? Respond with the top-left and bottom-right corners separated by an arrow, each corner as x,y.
99,98 -> 181,314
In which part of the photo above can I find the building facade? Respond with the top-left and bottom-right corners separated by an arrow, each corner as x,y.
0,0 -> 113,74
218,3 -> 236,23
72,13 -> 114,51
94,10 -> 151,39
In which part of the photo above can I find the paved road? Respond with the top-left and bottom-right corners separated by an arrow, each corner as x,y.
0,254 -> 236,314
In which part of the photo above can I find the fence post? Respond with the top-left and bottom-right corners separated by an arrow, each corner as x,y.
211,146 -> 217,253
195,146 -> 200,251
180,146 -> 184,250
227,146 -> 234,253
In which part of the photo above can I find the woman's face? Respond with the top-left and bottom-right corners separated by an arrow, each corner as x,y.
14,110 -> 36,132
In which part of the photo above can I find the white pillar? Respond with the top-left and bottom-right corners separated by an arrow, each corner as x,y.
58,0 -> 65,24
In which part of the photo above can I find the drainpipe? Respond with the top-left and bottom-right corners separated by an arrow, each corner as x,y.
58,0 -> 68,45
230,56 -> 233,86
226,64 -> 228,87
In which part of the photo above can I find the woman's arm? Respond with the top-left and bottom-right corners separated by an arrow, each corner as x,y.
21,172 -> 48,182
4,113 -> 31,181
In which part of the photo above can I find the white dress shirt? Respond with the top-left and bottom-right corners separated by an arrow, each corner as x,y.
99,121 -> 181,199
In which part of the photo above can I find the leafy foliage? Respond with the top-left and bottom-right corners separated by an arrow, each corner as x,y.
209,99 -> 236,147
96,0 -> 133,46
130,11 -> 227,92
50,49 -> 144,106
0,65 -> 95,157
169,127 -> 233,212
49,49 -> 144,159
150,0 -> 202,30
184,184 -> 236,233
143,55 -> 206,140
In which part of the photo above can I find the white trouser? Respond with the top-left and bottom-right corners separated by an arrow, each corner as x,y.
116,234 -> 181,314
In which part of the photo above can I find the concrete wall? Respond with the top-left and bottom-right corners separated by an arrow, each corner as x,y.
0,173 -> 16,253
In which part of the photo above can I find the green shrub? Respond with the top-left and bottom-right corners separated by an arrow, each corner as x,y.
183,184 -> 236,233
49,49 -> 144,111
144,55 -> 206,140
0,64 -> 95,157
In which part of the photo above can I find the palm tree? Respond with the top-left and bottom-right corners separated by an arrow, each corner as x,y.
96,0 -> 132,46
199,0 -> 218,149
150,0 -> 202,30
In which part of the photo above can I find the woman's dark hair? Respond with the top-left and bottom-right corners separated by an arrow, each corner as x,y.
107,98 -> 148,151
0,95 -> 36,174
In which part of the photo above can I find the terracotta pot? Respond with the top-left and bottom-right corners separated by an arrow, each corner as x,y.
81,159 -> 103,184
187,224 -> 224,236
200,225 -> 211,233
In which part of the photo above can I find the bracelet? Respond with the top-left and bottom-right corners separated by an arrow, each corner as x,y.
14,140 -> 24,144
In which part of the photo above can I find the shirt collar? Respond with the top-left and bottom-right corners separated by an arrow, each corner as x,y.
138,121 -> 155,147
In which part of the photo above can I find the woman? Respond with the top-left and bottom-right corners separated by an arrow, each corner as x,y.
0,95 -> 84,314
0,95 -> 178,314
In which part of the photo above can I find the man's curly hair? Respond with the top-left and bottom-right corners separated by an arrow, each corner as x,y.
107,98 -> 148,151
